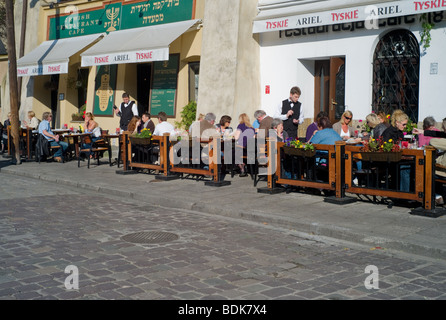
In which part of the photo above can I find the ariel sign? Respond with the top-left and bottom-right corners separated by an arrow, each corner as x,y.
48,0 -> 195,40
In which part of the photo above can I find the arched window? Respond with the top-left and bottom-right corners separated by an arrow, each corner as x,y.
372,29 -> 420,121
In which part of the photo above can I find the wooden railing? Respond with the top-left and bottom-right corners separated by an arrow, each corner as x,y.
268,141 -> 338,194
119,134 -> 230,185
121,132 -> 166,174
262,140 -> 440,212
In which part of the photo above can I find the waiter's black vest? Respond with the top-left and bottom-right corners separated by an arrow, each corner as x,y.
281,99 -> 301,139
119,101 -> 135,130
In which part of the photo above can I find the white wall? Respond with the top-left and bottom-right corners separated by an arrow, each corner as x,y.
258,16 -> 446,124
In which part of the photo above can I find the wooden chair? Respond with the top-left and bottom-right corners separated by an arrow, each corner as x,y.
78,134 -> 111,168
78,135 -> 93,168
91,135 -> 112,167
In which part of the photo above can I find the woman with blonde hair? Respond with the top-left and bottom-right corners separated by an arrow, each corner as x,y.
84,112 -> 101,140
23,111 -> 40,129
332,110 -> 355,141
234,113 -> 255,177
382,110 -> 411,191
382,109 -> 408,142
377,111 -> 390,128
366,113 -> 387,139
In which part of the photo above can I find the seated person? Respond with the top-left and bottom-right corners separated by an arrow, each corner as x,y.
382,110 -> 411,192
309,116 -> 342,167
417,116 -> 440,147
137,113 -> 155,133
153,112 -> 174,136
309,117 -> 342,145
216,115 -> 233,138
270,118 -> 288,142
306,111 -> 327,143
255,110 -> 273,140
127,116 -> 141,134
38,112 -> 69,162
23,111 -> 40,130
81,112 -> 102,152
84,112 -> 101,142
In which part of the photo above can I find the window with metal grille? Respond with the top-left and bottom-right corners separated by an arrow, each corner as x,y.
372,29 -> 420,122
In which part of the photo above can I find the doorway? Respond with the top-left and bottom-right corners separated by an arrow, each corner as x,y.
314,57 -> 345,124
137,64 -> 152,116
50,74 -> 59,128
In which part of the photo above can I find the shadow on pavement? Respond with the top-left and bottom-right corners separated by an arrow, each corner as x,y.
0,155 -> 18,169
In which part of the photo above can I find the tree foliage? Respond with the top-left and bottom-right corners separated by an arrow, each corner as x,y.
0,1 -> 6,46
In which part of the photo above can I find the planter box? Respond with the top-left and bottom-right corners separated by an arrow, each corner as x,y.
360,151 -> 402,162
283,146 -> 316,157
129,136 -> 152,145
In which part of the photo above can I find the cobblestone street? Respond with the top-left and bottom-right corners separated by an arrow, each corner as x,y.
1,173 -> 446,302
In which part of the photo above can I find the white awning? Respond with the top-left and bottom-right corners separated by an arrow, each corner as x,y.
81,19 -> 201,67
17,34 -> 104,77
253,0 -> 445,33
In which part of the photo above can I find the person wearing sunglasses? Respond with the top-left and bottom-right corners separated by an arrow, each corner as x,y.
382,109 -> 411,192
332,110 -> 359,142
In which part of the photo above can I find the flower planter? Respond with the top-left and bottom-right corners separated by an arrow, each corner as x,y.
283,146 -> 316,157
360,151 -> 402,162
129,136 -> 152,145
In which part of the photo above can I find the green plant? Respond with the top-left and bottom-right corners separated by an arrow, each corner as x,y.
361,137 -> 401,153
175,101 -> 196,130
133,128 -> 152,138
404,119 -> 417,134
420,13 -> 434,51
285,138 -> 315,151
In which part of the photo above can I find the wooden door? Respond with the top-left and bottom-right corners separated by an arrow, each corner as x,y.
314,58 -> 345,124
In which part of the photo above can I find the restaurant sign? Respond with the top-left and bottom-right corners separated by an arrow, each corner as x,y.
81,48 -> 169,67
253,0 -> 446,33
48,0 -> 195,40
17,62 -> 67,77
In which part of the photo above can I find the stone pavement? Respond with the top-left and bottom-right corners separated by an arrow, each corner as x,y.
1,172 -> 446,301
1,154 -> 446,264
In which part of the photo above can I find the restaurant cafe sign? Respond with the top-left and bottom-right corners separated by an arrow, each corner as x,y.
253,0 -> 446,33
48,0 -> 195,39
17,63 -> 66,77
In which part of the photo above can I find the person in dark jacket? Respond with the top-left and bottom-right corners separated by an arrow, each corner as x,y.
382,110 -> 408,143
382,110 -> 410,191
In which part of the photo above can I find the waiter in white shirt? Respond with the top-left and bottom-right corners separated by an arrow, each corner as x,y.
274,86 -> 304,140
114,92 -> 138,132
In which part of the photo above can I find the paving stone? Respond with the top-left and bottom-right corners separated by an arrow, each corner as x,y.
1,172 -> 446,301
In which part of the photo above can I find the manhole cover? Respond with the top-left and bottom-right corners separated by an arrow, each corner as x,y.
121,231 -> 179,244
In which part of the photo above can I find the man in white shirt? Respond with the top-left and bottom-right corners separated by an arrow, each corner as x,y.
153,112 -> 174,136
274,86 -> 304,139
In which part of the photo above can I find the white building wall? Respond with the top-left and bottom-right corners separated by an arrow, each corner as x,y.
258,15 -> 446,124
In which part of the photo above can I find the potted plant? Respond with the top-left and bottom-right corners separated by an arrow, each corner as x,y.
175,101 -> 196,131
360,137 -> 402,162
129,128 -> 152,145
71,104 -> 87,121
283,138 -> 316,157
